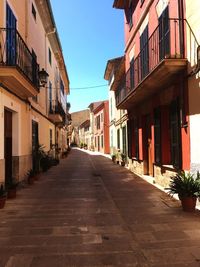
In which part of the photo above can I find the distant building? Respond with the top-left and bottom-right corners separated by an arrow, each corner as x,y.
79,120 -> 90,148
92,101 -> 110,154
70,109 -> 90,145
104,56 -> 128,162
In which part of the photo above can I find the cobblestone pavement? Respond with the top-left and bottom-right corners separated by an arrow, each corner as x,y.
1,148 -> 200,267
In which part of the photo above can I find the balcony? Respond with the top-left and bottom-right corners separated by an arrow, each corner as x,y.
116,19 -> 188,109
49,100 -> 66,125
0,28 -> 39,99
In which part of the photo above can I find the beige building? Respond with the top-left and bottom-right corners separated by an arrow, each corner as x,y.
104,57 -> 128,159
79,120 -> 90,148
0,0 -> 69,185
70,109 -> 90,146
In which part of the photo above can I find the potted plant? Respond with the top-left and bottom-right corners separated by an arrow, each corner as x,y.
121,153 -> 126,167
7,179 -> 18,199
167,171 -> 200,212
0,184 -> 7,209
111,154 -> 116,163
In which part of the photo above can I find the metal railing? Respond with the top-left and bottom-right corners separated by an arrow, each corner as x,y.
0,28 -> 39,89
116,18 -> 198,106
49,99 -> 66,119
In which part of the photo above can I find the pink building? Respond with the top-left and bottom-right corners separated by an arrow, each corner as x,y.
93,101 -> 110,154
112,0 -> 197,186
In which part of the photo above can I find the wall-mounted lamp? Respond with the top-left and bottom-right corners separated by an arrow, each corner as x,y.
38,68 -> 49,87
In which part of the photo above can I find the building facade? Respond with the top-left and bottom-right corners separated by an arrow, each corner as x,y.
79,120 -> 90,148
70,109 -> 90,146
185,0 -> 200,173
93,101 -> 110,154
104,57 -> 128,162
112,0 -> 199,186
0,0 -> 69,185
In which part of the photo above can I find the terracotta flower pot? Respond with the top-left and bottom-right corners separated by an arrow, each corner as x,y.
7,188 -> 16,199
180,197 -> 197,212
0,196 -> 6,209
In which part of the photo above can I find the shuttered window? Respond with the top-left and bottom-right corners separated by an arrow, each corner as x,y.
159,6 -> 170,60
140,25 -> 149,79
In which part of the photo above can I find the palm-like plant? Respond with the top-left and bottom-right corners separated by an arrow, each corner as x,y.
168,171 -> 200,199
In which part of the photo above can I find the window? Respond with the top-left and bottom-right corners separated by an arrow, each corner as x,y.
32,3 -> 36,21
60,77 -> 64,95
101,112 -> 104,123
50,129 -> 53,148
128,2 -> 133,29
117,129 -> 120,149
32,49 -> 38,101
101,135 -> 104,148
127,119 -> 132,158
97,115 -> 100,129
122,126 -> 127,154
48,48 -> 52,65
170,99 -> 181,168
130,58 -> 135,90
159,6 -> 170,60
140,25 -> 149,79
49,81 -> 52,113
154,108 -> 161,164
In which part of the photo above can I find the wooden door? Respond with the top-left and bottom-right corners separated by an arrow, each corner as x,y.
4,109 -> 12,186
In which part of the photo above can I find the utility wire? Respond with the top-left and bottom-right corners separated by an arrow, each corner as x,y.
70,84 -> 108,90
47,84 -> 108,91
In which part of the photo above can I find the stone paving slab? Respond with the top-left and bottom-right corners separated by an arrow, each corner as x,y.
1,148 -> 200,266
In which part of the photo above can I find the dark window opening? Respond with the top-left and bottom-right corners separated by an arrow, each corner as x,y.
117,129 -> 120,149
32,3 -> 36,20
128,2 -> 133,29
130,58 -> 135,90
159,6 -> 170,60
48,48 -> 52,65
50,129 -> 53,148
140,25 -> 149,79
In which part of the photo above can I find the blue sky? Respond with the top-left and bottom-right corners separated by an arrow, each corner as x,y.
50,0 -> 124,112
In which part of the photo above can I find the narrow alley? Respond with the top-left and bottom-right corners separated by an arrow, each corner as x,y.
0,149 -> 200,267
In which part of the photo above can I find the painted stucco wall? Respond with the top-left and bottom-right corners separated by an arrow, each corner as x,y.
186,0 -> 200,172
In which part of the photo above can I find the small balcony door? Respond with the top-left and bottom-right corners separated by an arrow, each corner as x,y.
159,6 -> 170,60
6,3 -> 17,65
140,25 -> 149,80
4,109 -> 13,187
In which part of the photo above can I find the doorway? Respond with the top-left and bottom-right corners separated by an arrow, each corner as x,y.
144,114 -> 153,176
4,109 -> 13,186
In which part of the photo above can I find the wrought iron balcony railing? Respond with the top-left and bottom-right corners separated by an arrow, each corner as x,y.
49,99 -> 66,118
116,18 -> 198,106
0,28 -> 39,89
